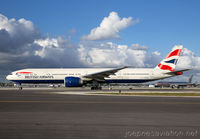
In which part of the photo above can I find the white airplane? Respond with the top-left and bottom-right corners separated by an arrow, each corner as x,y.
155,75 -> 196,88
6,45 -> 190,90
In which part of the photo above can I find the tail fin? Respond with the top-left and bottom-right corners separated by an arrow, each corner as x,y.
188,75 -> 193,83
155,45 -> 183,72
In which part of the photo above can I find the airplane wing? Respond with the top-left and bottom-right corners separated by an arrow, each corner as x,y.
83,66 -> 130,81
165,69 -> 191,75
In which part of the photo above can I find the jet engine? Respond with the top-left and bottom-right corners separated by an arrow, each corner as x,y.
64,77 -> 83,87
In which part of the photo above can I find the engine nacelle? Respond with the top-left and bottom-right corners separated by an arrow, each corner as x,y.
65,77 -> 83,87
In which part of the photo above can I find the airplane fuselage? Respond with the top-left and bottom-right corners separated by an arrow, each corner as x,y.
6,68 -> 172,84
6,46 -> 189,89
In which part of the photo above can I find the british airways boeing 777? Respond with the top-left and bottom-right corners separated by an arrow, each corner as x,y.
6,45 -> 190,89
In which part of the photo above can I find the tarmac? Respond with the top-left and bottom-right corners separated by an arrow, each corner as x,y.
0,88 -> 200,139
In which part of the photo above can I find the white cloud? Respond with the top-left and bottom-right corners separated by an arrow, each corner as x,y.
0,13 -> 38,38
82,11 -> 138,40
1,13 -> 200,83
34,38 -> 59,48
78,42 -> 159,68
153,51 -> 161,56
130,44 -> 148,50
0,13 -> 40,53
33,37 -> 83,67
34,38 -> 59,58
176,48 -> 200,70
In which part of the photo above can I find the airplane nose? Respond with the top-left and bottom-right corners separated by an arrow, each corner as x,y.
6,75 -> 11,80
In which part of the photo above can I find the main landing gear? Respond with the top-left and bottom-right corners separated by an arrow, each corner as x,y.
90,81 -> 102,90
91,86 -> 102,90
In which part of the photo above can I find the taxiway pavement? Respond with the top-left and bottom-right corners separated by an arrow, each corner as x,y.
0,88 -> 200,139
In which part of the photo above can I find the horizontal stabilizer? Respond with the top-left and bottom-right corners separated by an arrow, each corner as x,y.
165,69 -> 191,75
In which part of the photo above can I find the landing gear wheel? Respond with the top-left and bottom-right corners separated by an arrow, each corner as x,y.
91,86 -> 102,90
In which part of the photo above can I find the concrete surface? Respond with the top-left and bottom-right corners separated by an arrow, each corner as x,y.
0,89 -> 200,139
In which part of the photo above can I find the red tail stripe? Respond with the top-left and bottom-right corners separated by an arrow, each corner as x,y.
165,49 -> 181,59
175,72 -> 183,75
158,64 -> 174,71
16,72 -> 32,74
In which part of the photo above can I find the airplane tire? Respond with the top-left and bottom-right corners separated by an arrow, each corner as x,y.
91,86 -> 102,90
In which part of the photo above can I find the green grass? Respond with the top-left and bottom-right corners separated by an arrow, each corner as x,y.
93,93 -> 200,96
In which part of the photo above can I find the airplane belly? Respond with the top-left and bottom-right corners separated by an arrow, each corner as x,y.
105,75 -> 154,83
10,79 -> 64,84
105,79 -> 154,83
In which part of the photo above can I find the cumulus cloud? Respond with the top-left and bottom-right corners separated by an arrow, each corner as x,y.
34,38 -> 59,58
82,12 -> 138,40
0,13 -> 200,83
34,37 -> 82,67
34,39 -> 159,68
130,44 -> 148,50
0,13 -> 40,53
78,42 -> 160,68
176,48 -> 200,70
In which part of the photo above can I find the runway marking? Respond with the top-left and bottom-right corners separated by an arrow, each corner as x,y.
0,100 -> 200,105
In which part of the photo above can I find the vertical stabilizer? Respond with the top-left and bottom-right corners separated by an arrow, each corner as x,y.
188,75 -> 193,83
155,45 -> 183,72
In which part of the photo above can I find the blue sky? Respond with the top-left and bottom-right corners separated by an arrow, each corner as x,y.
1,0 -> 199,54
0,0 -> 200,82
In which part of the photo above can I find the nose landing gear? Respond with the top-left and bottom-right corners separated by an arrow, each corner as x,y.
18,83 -> 23,90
